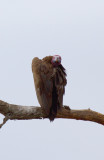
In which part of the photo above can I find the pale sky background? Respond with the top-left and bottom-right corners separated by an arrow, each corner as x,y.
0,0 -> 104,160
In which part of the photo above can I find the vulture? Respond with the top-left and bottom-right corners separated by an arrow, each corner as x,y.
32,55 -> 67,121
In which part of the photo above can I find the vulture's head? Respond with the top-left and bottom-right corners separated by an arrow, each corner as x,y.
51,55 -> 61,66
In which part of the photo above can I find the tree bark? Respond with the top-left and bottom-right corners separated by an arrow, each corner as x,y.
0,100 -> 104,128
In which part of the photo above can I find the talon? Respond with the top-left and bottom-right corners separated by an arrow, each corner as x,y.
64,106 -> 71,110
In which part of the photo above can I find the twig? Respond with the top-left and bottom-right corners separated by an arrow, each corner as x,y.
0,115 -> 10,129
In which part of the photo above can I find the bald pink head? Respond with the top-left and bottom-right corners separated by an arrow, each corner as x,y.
51,55 -> 61,66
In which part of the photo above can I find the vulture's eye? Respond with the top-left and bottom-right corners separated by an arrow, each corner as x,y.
58,58 -> 61,63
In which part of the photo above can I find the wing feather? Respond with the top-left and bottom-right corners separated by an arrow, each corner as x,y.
32,57 -> 53,115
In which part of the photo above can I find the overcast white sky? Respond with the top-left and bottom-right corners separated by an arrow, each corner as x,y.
0,0 -> 104,160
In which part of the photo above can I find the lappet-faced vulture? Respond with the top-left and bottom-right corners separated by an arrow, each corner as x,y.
32,55 -> 67,121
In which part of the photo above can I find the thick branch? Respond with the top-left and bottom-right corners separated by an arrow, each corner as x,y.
0,100 -> 104,128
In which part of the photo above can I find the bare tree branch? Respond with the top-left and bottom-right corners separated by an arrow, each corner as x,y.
0,100 -> 104,128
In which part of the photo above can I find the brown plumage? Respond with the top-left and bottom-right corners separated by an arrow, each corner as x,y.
32,55 -> 67,121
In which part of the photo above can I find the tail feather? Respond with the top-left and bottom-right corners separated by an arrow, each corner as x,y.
49,81 -> 60,121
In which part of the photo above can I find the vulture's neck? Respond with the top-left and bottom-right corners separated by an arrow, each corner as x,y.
42,56 -> 66,76
58,64 -> 67,76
